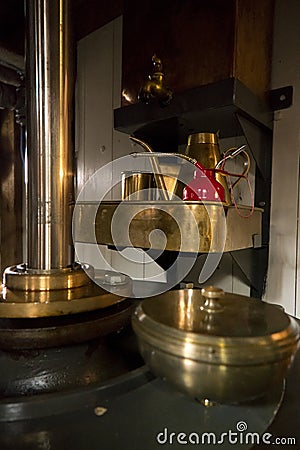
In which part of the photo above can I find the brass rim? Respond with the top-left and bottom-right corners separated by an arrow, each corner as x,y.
187,132 -> 218,145
0,300 -> 135,349
74,201 -> 262,253
3,263 -> 92,291
0,282 -> 131,318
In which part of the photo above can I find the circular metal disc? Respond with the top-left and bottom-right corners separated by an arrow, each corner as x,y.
0,282 -> 132,318
0,300 -> 135,349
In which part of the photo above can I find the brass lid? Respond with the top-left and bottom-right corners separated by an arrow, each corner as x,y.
140,286 -> 292,338
187,132 -> 218,145
133,287 -> 300,365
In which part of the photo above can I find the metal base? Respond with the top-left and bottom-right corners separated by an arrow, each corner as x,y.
0,326 -> 143,397
0,300 -> 135,349
1,265 -> 132,318
0,364 -> 284,449
3,263 -> 92,291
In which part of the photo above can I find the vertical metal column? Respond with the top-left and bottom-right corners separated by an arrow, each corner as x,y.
26,0 -> 74,270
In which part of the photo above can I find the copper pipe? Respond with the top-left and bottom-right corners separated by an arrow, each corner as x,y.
26,0 -> 74,270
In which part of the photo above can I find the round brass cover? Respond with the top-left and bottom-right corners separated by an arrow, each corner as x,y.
132,287 -> 299,403
143,289 -> 293,337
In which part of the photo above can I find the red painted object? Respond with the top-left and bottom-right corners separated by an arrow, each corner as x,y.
183,162 -> 225,202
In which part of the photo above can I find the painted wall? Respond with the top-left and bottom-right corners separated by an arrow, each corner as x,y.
75,17 -> 166,283
265,0 -> 300,316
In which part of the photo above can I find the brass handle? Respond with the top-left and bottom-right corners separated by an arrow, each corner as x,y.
129,136 -> 170,201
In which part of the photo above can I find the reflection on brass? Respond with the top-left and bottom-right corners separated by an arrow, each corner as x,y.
138,55 -> 173,107
26,0 -> 75,270
188,133 -> 219,145
122,171 -> 182,201
73,201 -> 262,253
122,172 -> 156,200
185,132 -> 231,205
4,263 -> 92,291
132,288 -> 300,403
201,286 -> 224,312
0,271 -> 132,318
129,137 -> 190,199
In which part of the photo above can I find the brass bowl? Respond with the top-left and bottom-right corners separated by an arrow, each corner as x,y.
132,287 -> 300,404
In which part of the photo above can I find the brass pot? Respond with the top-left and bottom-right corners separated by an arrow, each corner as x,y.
132,287 -> 299,404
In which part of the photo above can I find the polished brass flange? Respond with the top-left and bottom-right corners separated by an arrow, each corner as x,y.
4,263 -> 92,291
1,264 -> 132,318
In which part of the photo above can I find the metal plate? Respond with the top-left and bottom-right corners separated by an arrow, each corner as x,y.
0,300 -> 135,349
0,282 -> 131,318
3,264 -> 92,291
0,366 -> 284,449
74,201 -> 262,253
0,326 -> 143,397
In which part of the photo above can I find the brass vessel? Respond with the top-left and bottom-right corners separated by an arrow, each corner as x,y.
121,171 -> 156,200
132,286 -> 299,404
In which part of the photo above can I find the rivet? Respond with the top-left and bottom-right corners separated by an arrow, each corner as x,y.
94,406 -> 108,417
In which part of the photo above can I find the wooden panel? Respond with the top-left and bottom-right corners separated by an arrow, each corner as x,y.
234,0 -> 274,100
122,0 -> 236,104
0,110 -> 23,273
0,0 -> 123,58
121,0 -> 274,105
0,0 -> 24,56
73,0 -> 123,40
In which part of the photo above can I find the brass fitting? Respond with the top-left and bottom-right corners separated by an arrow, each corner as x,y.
138,55 -> 173,107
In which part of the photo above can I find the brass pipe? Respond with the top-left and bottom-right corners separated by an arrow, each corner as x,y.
26,0 -> 75,270
138,55 -> 173,107
130,151 -> 197,165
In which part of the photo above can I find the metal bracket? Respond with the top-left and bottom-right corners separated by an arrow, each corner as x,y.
252,234 -> 262,248
269,86 -> 293,110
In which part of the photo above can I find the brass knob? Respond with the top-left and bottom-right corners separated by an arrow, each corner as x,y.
201,286 -> 224,312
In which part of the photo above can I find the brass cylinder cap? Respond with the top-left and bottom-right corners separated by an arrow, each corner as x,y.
188,133 -> 218,145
